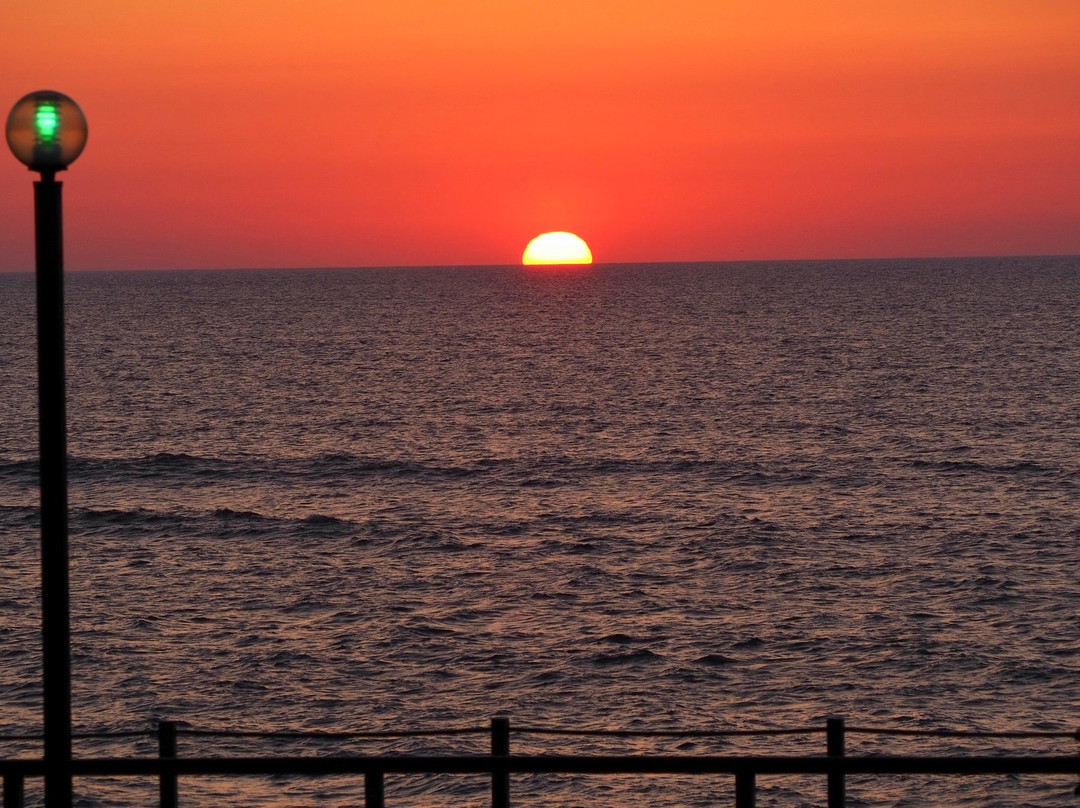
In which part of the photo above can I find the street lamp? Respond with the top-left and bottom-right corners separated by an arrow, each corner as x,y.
6,89 -> 88,808
6,91 -> 87,173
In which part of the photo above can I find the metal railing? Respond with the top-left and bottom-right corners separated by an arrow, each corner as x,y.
2,718 -> 1078,808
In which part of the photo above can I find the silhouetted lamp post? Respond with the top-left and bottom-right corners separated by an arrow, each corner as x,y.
6,90 -> 88,808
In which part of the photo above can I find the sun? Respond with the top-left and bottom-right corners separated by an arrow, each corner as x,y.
522,232 -> 593,265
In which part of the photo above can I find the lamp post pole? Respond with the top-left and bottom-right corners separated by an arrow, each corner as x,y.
36,166 -> 72,808
7,90 -> 88,808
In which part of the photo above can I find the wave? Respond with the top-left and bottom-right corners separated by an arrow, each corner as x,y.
908,458 -> 1071,477
0,452 -> 487,486
5,444 -> 1074,479
0,504 -> 39,524
592,648 -> 664,666
1,504 -> 359,540
388,530 -> 481,553
6,453 -> 1071,505
1,451 -> 834,488
0,501 -> 484,545
693,653 -> 737,666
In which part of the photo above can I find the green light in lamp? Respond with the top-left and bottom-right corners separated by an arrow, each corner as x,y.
35,102 -> 60,142
6,90 -> 88,172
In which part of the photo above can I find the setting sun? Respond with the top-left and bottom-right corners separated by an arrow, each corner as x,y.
522,232 -> 593,265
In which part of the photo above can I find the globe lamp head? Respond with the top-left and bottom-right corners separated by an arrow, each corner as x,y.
6,91 -> 88,172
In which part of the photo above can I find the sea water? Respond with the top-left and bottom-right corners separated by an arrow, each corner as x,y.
1,257 -> 1079,807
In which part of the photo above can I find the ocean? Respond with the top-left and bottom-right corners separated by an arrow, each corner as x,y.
1,257 -> 1079,807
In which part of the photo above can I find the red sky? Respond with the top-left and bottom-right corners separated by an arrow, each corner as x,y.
2,0 -> 1079,269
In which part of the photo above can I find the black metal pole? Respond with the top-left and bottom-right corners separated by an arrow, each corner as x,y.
35,169 -> 72,808
827,718 -> 845,808
364,771 -> 385,808
158,722 -> 178,808
3,771 -> 25,808
735,770 -> 755,808
491,717 -> 510,808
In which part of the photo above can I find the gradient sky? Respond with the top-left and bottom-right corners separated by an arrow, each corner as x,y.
2,0 -> 1079,270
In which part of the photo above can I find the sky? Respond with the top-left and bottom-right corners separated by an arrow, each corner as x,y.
1,0 -> 1079,270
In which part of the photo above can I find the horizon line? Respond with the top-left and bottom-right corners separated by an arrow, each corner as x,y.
1,252 -> 1078,275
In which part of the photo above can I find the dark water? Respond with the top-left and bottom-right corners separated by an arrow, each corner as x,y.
1,258 -> 1079,807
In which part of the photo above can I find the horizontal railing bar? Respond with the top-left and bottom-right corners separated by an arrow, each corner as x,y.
514,727 -> 823,738
68,753 -> 1080,776
2,726 -> 1076,742
846,727 -> 1080,739
3,754 -> 1079,778
177,727 -> 489,739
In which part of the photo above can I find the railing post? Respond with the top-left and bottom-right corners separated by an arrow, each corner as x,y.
827,717 -> 845,808
365,770 -> 385,808
4,771 -> 25,808
735,770 -> 755,808
158,721 -> 178,808
492,716 -> 510,808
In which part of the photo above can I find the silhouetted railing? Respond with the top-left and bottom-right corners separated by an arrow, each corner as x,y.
2,717 -> 1078,808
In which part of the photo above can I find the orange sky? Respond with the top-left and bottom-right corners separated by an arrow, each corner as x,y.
2,0 -> 1079,269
